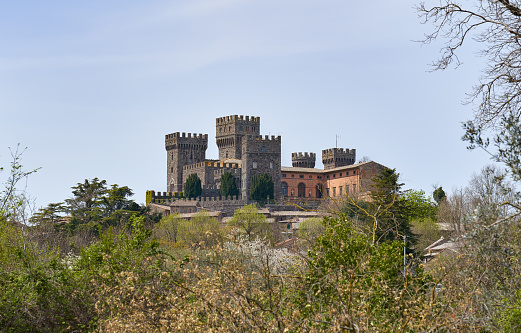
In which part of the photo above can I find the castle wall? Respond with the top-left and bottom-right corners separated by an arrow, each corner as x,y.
241,135 -> 281,199
165,132 -> 208,192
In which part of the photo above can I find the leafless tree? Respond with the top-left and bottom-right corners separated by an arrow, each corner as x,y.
417,0 -> 521,129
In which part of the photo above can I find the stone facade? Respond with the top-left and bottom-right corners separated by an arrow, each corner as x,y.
322,148 -> 356,170
216,115 -> 260,160
164,115 -> 279,200
154,114 -> 385,206
165,133 -> 208,192
292,152 -> 316,168
241,135 -> 282,199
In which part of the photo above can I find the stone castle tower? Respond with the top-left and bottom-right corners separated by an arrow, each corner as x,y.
241,135 -> 282,199
322,148 -> 356,170
216,115 -> 260,160
165,115 -> 281,199
165,132 -> 208,192
292,152 -> 316,168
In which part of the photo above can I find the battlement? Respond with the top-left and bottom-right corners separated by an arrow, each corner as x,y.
216,115 -> 260,124
322,147 -> 356,170
183,161 -> 241,171
165,132 -> 208,140
292,152 -> 316,158
292,152 -> 316,168
146,190 -> 184,205
322,148 -> 356,155
245,135 -> 281,142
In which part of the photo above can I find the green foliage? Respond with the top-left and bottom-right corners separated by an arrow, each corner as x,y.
401,189 -> 437,222
297,217 -> 326,241
184,173 -> 202,199
249,173 -> 274,201
220,171 -> 239,198
0,145 -> 39,222
499,291 -> 521,332
370,167 -> 415,244
433,186 -> 446,204
228,204 -> 272,242
153,213 -> 182,245
301,216 -> 432,331
177,212 -> 221,248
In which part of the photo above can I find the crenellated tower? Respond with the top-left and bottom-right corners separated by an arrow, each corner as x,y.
292,152 -> 316,168
165,132 -> 208,192
322,148 -> 356,170
241,135 -> 282,199
216,115 -> 260,160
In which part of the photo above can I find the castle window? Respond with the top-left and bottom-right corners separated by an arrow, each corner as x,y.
171,167 -> 173,173
299,175 -> 304,179
326,175 -> 330,179
262,146 -> 265,152
309,175 -> 312,179
333,187 -> 336,196
291,174 -> 295,178
253,161 -> 258,169
339,186 -> 343,196
281,182 -> 288,196
353,184 -> 356,192
353,171 -> 356,175
346,185 -> 349,193
270,161 -> 274,169
340,173 -> 342,177
317,175 -> 322,179
326,188 -> 330,196
282,174 -> 286,178
333,174 -> 336,178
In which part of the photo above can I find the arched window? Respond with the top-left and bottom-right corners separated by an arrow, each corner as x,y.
281,182 -> 288,196
298,183 -> 306,198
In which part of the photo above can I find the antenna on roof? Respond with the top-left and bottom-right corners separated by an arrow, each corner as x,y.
336,134 -> 341,148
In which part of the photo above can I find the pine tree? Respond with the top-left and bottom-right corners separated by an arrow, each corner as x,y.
184,174 -> 202,199
250,173 -> 274,201
220,172 -> 239,198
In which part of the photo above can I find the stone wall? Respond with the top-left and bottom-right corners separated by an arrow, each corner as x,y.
241,135 -> 282,199
165,132 -> 208,192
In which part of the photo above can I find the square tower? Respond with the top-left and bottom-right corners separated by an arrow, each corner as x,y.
216,115 -> 260,160
322,148 -> 356,170
165,132 -> 208,192
241,135 -> 282,199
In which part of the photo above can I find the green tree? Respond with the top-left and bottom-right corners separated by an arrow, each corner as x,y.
153,213 -> 182,245
220,172 -> 239,198
402,189 -> 437,222
177,212 -> 221,248
297,217 -> 326,242
184,173 -> 202,199
432,186 -> 446,205
369,168 -> 414,244
228,204 -> 272,242
301,217 -> 432,331
250,173 -> 274,201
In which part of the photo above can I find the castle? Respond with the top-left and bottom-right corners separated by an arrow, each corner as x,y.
147,115 -> 385,212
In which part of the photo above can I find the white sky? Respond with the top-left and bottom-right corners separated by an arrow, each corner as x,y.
0,0 -> 494,208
